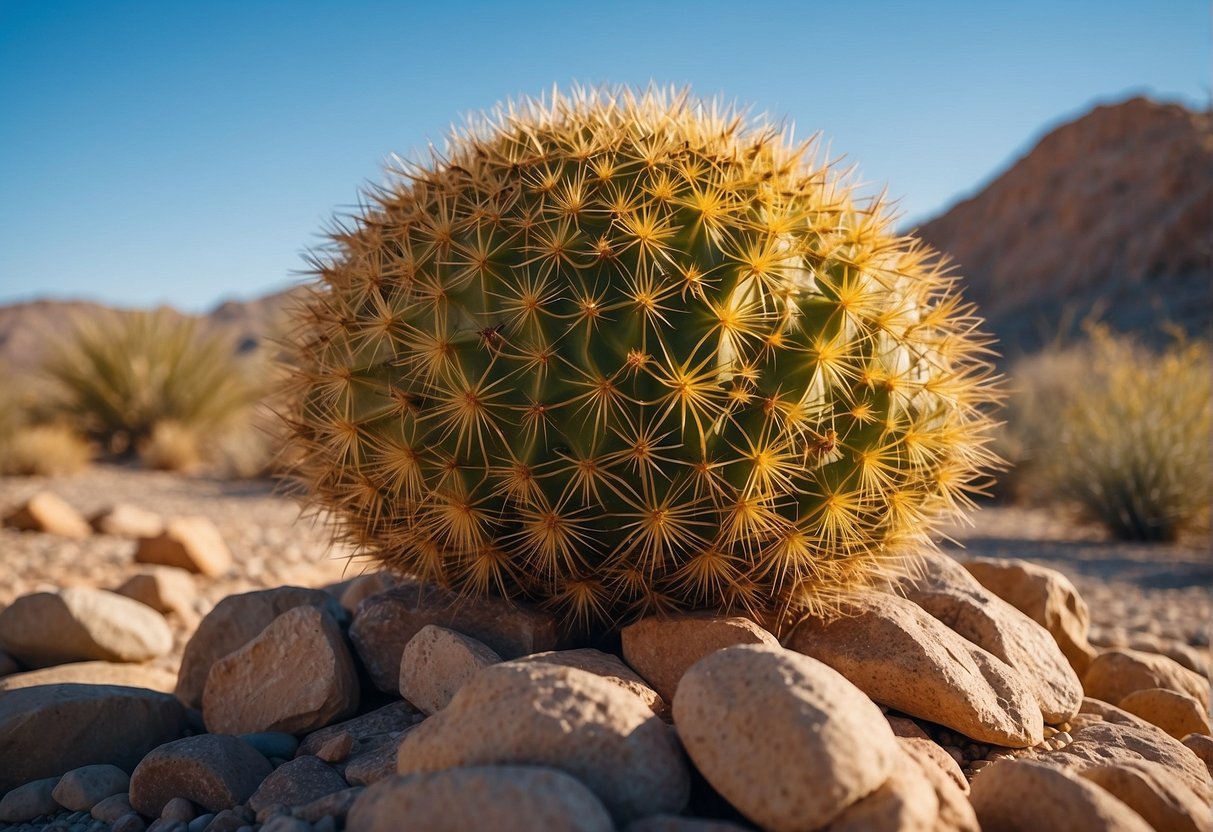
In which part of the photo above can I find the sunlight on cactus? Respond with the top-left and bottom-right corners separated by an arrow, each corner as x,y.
283,86 -> 1000,630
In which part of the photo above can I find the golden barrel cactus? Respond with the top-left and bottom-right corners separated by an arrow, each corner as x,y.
284,87 -> 998,630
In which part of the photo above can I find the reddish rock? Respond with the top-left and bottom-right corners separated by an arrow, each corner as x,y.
349,578 -> 556,692
128,735 -> 272,816
3,491 -> 91,538
90,504 -> 165,538
202,605 -> 359,735
0,661 -> 176,693
247,756 -> 349,813
297,701 -> 423,759
135,516 -> 232,577
115,568 -> 196,616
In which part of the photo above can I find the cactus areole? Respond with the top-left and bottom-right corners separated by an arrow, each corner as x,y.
284,87 -> 998,631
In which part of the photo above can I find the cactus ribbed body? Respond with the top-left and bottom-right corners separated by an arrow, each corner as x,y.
285,87 -> 998,630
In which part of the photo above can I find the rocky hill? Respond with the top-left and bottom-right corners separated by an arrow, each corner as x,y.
914,96 -> 1211,355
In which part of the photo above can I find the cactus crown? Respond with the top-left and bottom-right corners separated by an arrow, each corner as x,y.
284,86 -> 998,631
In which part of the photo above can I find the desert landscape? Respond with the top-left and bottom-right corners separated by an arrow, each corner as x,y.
0,85 -> 1210,832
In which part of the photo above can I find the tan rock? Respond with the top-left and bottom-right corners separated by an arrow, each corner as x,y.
399,625 -> 501,715
0,650 -> 18,676
824,750 -> 939,832
135,516 -> 232,577
897,740 -> 979,831
115,567 -> 196,616
396,662 -> 689,824
1080,760 -> 1212,832
1084,648 -> 1210,710
335,572 -> 401,614
901,552 -> 1082,722
0,661 -> 176,693
347,767 -> 614,832
1181,733 -> 1213,778
176,586 -> 347,708
203,605 -> 359,735
969,759 -> 1152,832
1051,719 -> 1212,802
128,734 -> 272,816
1077,696 -> 1158,731
674,643 -> 899,832
0,588 -> 172,667
963,557 -> 1097,674
90,504 -> 164,538
787,592 -> 1043,747
621,614 -> 777,703
513,649 -> 665,715
52,764 -> 130,812
349,578 -> 556,692
0,683 -> 188,792
885,715 -> 930,739
3,491 -> 91,538
1118,687 -> 1210,739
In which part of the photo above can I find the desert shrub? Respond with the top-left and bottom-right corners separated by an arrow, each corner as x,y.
137,420 -> 202,471
1011,328 -> 1211,541
43,309 -> 260,459
0,423 -> 93,476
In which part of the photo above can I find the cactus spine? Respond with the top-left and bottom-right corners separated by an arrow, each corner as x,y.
284,87 -> 998,631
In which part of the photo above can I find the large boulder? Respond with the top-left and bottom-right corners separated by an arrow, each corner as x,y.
0,661 -> 176,694
0,684 -> 187,792
0,588 -> 172,667
396,661 -> 689,824
1083,648 -> 1210,710
787,591 -> 1043,746
673,643 -> 899,832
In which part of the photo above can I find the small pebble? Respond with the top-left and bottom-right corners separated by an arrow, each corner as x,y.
188,814 -> 215,832
113,813 -> 147,832
161,798 -> 196,823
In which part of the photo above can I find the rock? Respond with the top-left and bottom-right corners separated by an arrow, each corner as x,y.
128,735 -> 273,816
1051,719 -> 1212,802
621,614 -> 777,703
3,491 -> 91,538
396,662 -> 689,824
1079,760 -> 1212,832
115,568 -> 196,617
624,817 -> 752,832
344,743 -> 400,787
203,605 -> 359,735
896,738 -> 967,793
0,661 -> 177,693
52,765 -> 131,811
91,794 -> 135,823
0,650 -> 18,676
260,816 -> 309,832
297,701 -> 422,759
787,591 -> 1043,747
238,733 -> 299,760
885,716 -> 930,740
1182,733 -> 1213,778
1084,648 -> 1210,710
347,766 -> 614,832
1076,696 -> 1157,732
113,812 -> 147,832
334,573 -> 400,615
176,586 -> 348,708
189,813 -> 215,832
1117,687 -> 1210,739
962,557 -> 1097,674
0,684 -> 187,792
199,808 -> 245,832
0,777 -> 63,823
674,643 -> 898,832
969,759 -> 1152,832
350,578 -> 557,692
90,505 -> 165,538
0,588 -> 172,666
514,649 -> 666,714
900,551 -> 1082,723
247,757 -> 348,814
823,750 -> 939,832
315,733 -> 353,763
161,797 -> 197,822
398,625 -> 501,714
134,515 -> 232,577
291,786 -> 364,824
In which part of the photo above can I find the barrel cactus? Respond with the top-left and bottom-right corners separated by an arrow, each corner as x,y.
283,87 -> 998,631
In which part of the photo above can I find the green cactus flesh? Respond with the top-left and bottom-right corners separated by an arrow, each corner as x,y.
285,87 -> 998,630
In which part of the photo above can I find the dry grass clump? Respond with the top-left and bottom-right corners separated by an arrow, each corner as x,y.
43,309 -> 263,471
1007,327 -> 1211,541
0,423 -> 93,476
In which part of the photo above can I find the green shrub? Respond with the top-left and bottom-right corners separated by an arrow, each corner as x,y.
43,309 -> 259,459
1011,328 -> 1211,541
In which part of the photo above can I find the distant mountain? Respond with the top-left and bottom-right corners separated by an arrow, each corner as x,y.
914,96 -> 1211,355
2,96 -> 1208,373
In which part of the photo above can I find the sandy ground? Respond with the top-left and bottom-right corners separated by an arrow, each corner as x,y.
1,466 -> 1209,675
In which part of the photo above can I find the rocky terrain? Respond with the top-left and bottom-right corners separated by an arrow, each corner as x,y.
0,467 -> 1210,831
916,96 -> 1212,354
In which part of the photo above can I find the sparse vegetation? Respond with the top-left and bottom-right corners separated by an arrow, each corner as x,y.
1005,327 -> 1211,542
42,309 -> 262,469
0,423 -> 93,476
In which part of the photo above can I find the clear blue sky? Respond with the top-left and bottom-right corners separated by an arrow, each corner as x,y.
0,1 -> 1207,312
